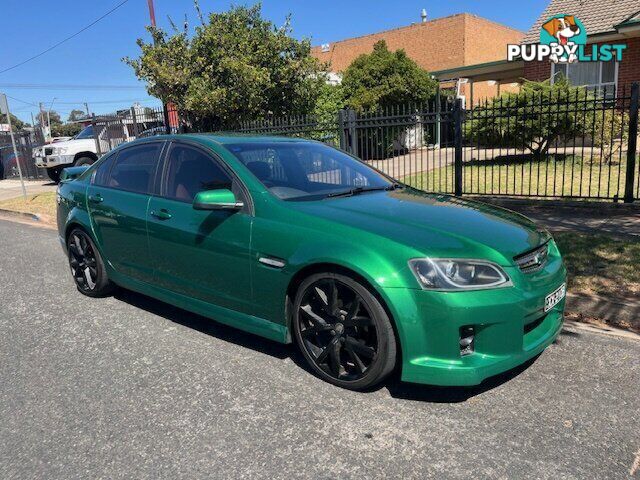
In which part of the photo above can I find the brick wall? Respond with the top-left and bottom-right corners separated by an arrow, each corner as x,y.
311,13 -> 523,73
617,37 -> 640,95
523,60 -> 551,82
463,15 -> 523,65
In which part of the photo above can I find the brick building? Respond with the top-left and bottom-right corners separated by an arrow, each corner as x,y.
311,13 -> 524,105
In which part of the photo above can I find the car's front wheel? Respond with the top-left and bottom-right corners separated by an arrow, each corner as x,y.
74,156 -> 94,167
47,166 -> 62,183
293,272 -> 397,390
67,228 -> 114,297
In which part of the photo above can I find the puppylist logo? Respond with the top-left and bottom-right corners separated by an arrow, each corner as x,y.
508,14 -> 626,64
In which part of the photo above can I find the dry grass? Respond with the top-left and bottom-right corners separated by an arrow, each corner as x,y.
553,231 -> 640,301
0,192 -> 57,224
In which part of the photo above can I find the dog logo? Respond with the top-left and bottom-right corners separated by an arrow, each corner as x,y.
508,14 -> 625,64
540,14 -> 586,63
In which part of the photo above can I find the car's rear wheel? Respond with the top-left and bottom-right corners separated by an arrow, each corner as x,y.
292,273 -> 396,390
47,167 -> 62,183
67,228 -> 114,297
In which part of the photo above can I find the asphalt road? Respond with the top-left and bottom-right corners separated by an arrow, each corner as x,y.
1,218 -> 638,479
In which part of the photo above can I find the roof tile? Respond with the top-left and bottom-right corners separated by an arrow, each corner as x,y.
522,0 -> 640,43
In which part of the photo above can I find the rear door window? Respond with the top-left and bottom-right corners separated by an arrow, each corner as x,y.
93,153 -> 117,187
106,143 -> 162,194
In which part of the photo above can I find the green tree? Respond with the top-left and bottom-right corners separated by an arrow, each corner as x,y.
125,3 -> 327,129
0,113 -> 26,131
340,40 -> 437,111
68,109 -> 85,122
465,78 -> 595,159
36,110 -> 62,127
52,122 -> 82,137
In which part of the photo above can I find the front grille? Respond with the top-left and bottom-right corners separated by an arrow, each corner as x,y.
514,242 -> 549,273
44,147 -> 53,156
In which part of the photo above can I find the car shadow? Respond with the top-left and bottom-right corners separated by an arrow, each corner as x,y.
114,288 -> 297,361
112,287 -> 544,403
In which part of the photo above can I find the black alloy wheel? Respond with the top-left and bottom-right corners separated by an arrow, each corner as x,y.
67,229 -> 113,297
293,273 -> 396,390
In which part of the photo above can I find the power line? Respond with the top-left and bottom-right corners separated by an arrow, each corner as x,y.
3,94 -> 39,108
0,83 -> 145,91
55,98 -> 159,105
0,0 -> 130,75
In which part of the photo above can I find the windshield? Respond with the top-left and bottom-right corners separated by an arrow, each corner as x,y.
74,125 -> 94,140
225,142 -> 393,200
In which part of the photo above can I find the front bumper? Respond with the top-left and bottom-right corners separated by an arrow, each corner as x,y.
383,258 -> 567,386
34,155 -> 74,168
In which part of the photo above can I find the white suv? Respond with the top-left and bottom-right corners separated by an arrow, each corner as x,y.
33,124 -> 131,182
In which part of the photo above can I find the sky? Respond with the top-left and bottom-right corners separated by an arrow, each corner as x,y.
2,0 -> 549,123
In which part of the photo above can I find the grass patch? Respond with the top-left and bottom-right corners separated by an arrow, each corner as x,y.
0,192 -> 57,221
553,231 -> 640,300
403,156 -> 635,199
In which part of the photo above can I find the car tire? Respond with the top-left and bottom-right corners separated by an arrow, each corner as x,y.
47,167 -> 62,183
292,272 -> 397,391
67,228 -> 115,298
74,156 -> 95,167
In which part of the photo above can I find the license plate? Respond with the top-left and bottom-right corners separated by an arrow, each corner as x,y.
544,283 -> 566,312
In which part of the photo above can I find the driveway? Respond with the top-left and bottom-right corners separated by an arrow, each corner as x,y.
0,219 -> 638,479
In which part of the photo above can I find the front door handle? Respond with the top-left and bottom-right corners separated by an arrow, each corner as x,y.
88,194 -> 103,204
150,209 -> 172,220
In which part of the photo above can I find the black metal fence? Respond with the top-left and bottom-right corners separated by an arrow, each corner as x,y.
92,83 -> 640,203
0,130 -> 46,180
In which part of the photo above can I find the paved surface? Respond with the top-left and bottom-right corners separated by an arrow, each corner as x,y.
506,204 -> 640,239
1,219 -> 639,479
0,179 -> 56,201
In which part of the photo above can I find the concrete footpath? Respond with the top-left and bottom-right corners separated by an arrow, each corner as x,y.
0,179 -> 56,201
480,198 -> 640,239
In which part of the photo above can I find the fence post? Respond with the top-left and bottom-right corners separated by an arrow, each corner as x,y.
338,109 -> 357,155
130,107 -> 139,138
453,98 -> 464,196
91,114 -> 102,156
624,82 -> 639,203
338,109 -> 347,150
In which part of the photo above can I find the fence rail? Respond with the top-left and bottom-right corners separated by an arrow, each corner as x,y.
91,83 -> 640,203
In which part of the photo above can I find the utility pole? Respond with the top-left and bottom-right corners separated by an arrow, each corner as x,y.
147,0 -> 156,27
39,102 -> 46,141
83,102 -> 90,116
46,97 -> 57,141
0,94 -> 27,200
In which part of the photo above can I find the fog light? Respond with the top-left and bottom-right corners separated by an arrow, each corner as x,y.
459,326 -> 475,356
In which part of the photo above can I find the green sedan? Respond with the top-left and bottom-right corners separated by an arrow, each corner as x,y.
57,135 -> 567,390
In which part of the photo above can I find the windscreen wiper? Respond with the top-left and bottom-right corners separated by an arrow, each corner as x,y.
325,183 -> 403,198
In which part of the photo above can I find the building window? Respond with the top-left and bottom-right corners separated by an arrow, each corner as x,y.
551,61 -> 618,97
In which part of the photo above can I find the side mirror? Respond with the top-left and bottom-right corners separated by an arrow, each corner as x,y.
193,189 -> 244,211
60,165 -> 90,182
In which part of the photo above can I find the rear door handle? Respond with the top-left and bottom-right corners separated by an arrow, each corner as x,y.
88,194 -> 103,204
150,209 -> 172,220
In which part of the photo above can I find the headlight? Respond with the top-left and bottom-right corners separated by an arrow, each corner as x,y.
53,147 -> 68,154
408,258 -> 512,291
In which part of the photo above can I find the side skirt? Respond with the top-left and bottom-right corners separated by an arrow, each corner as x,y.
109,270 -> 290,344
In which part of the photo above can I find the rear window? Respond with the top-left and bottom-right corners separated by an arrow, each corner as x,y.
106,143 -> 161,194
